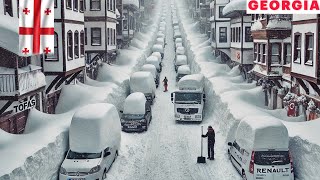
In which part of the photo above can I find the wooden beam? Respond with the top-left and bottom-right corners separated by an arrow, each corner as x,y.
296,78 -> 310,95
66,71 -> 82,84
308,81 -> 320,97
55,73 -> 73,90
0,101 -> 13,115
46,75 -> 62,94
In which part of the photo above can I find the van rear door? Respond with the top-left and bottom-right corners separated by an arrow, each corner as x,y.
254,151 -> 291,180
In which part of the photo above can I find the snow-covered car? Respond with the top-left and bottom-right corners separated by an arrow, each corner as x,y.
173,19 -> 179,26
227,116 -> 294,180
121,92 -> 152,132
152,52 -> 162,62
146,55 -> 162,73
141,64 -> 159,88
160,21 -> 166,27
173,25 -> 179,31
175,38 -> 183,44
59,103 -> 121,180
130,71 -> 156,104
156,37 -> 165,47
152,44 -> 164,59
175,42 -> 183,50
157,32 -> 165,39
175,55 -> 188,72
174,31 -> 182,40
159,26 -> 166,32
176,65 -> 191,82
176,46 -> 185,54
171,74 -> 206,122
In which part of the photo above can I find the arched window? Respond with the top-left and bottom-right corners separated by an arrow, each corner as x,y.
74,0 -> 78,11
80,30 -> 85,56
67,31 -> 73,59
46,32 -> 59,60
74,31 -> 79,58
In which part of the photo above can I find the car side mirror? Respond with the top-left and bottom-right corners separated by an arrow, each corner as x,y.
120,110 -> 123,113
228,142 -> 232,146
104,151 -> 111,157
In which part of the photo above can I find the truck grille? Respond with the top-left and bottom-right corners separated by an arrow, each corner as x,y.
177,108 -> 198,114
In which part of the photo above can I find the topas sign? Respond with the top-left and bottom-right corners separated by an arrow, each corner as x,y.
13,97 -> 36,113
247,0 -> 320,14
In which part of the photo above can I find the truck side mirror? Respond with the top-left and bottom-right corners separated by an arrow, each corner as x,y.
171,93 -> 174,102
203,94 -> 206,102
104,151 -> 111,157
120,110 -> 123,113
227,142 -> 232,146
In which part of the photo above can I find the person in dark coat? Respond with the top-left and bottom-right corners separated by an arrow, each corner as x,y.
202,125 -> 215,160
163,77 -> 168,92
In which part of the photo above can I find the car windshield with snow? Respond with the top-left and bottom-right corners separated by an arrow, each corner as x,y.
227,116 -> 294,180
66,150 -> 102,160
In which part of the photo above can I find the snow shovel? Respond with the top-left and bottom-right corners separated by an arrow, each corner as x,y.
197,126 -> 206,163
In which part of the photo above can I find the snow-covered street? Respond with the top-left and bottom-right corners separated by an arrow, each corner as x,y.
106,4 -> 240,180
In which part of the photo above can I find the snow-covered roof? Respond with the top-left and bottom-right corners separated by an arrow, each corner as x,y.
123,0 -> 139,9
146,56 -> 160,69
251,21 -> 263,31
152,44 -> 164,53
141,64 -> 157,79
130,71 -> 156,94
266,19 -> 291,30
0,15 -> 19,54
223,0 -> 246,17
176,47 -> 185,55
235,116 -> 289,150
178,74 -> 204,91
124,92 -> 147,114
177,65 -> 191,75
175,55 -> 188,66
70,103 -> 121,153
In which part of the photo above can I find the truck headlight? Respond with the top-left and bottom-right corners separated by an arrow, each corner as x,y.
175,114 -> 180,118
195,115 -> 202,118
120,119 -> 125,123
89,165 -> 101,174
59,167 -> 67,175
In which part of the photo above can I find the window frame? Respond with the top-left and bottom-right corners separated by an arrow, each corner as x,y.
90,0 -> 101,11
67,30 -> 73,60
74,31 -> 79,59
4,0 -> 13,16
66,0 -> 72,9
45,32 -> 59,61
283,43 -> 291,65
79,0 -> 84,12
91,27 -> 101,46
245,26 -> 252,42
219,27 -> 227,43
262,43 -> 267,64
293,32 -> 302,64
80,30 -> 85,56
73,0 -> 78,11
218,6 -> 225,18
304,32 -> 314,66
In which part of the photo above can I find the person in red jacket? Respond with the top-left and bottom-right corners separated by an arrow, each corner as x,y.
163,77 -> 168,92
202,125 -> 215,160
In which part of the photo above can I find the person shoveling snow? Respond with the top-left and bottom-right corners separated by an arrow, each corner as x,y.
202,125 -> 215,160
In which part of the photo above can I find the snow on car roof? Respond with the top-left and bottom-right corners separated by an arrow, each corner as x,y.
146,56 -> 160,69
177,65 -> 191,75
151,52 -> 161,61
235,116 -> 289,150
176,47 -> 185,55
124,92 -> 147,114
0,15 -> 19,54
176,55 -> 187,65
157,38 -> 165,43
130,71 -> 156,94
175,38 -> 183,43
70,103 -> 120,153
176,43 -> 183,47
141,64 -> 157,78
152,44 -> 164,53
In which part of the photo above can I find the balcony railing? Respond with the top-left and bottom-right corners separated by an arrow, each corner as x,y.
0,66 -> 46,97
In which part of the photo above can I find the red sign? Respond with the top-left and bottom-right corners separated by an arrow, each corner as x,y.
287,102 -> 296,117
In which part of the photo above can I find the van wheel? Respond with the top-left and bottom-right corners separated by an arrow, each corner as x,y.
102,169 -> 107,179
242,171 -> 247,180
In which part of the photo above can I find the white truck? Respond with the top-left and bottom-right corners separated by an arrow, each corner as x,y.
171,74 -> 206,122
59,103 -> 121,180
227,116 -> 294,180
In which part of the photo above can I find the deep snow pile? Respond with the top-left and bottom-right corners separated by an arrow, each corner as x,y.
0,2 -> 162,179
176,0 -> 320,179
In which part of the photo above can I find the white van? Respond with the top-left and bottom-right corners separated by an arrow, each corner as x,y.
146,55 -> 162,73
141,64 -> 159,87
121,92 -> 152,132
176,65 -> 191,82
227,116 -> 294,180
130,71 -> 156,104
171,74 -> 206,122
175,55 -> 188,72
59,103 -> 121,180
152,44 -> 164,59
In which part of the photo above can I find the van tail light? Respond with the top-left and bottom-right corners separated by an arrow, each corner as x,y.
289,151 -> 294,173
249,151 -> 255,174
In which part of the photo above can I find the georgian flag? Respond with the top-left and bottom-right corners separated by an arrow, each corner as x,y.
19,0 -> 54,56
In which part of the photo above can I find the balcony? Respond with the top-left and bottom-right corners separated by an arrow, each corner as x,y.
266,14 -> 292,30
0,65 -> 46,99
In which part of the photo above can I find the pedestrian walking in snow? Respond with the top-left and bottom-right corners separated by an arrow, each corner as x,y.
163,77 -> 168,92
202,125 -> 215,160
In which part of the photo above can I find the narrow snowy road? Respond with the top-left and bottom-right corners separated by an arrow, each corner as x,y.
107,2 -> 241,180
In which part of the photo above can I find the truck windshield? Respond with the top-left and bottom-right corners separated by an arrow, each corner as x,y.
254,151 -> 290,165
67,150 -> 102,160
175,93 -> 202,104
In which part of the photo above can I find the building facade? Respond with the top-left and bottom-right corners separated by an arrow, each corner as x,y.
122,0 -> 140,47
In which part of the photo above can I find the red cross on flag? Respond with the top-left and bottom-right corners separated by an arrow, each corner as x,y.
19,0 -> 54,56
